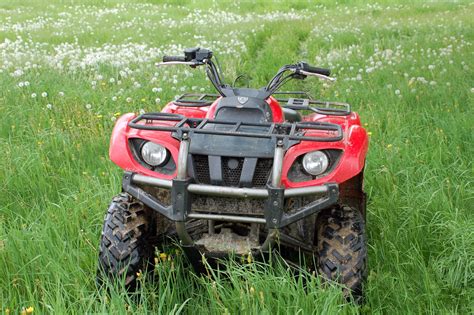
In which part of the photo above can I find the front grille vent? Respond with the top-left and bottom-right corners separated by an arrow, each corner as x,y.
191,155 -> 272,188
222,157 -> 244,186
253,159 -> 273,187
193,155 -> 211,184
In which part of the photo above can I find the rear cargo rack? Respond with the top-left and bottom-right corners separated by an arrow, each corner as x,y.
172,93 -> 219,107
274,91 -> 351,116
129,112 -> 343,142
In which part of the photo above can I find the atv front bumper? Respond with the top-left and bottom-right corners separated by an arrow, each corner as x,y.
121,133 -> 339,257
123,171 -> 338,229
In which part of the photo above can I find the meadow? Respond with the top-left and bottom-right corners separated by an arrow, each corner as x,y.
0,0 -> 473,313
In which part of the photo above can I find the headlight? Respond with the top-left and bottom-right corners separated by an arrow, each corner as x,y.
140,141 -> 168,166
302,151 -> 329,176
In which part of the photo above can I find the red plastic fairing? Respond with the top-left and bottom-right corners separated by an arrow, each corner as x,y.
109,113 -> 180,179
109,105 -> 368,187
161,101 -> 210,118
281,112 -> 368,188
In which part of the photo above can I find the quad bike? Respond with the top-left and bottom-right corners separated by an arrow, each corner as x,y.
97,48 -> 369,299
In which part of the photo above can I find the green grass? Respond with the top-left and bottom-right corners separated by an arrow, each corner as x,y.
0,0 -> 473,313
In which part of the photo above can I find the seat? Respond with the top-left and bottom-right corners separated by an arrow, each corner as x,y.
282,107 -> 302,122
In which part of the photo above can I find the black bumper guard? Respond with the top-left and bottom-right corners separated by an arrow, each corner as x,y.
122,172 -> 339,229
125,112 -> 341,250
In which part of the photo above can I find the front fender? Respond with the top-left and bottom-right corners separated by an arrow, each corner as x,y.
109,113 -> 180,179
281,124 -> 369,188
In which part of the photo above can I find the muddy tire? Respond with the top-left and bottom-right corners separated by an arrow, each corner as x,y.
316,206 -> 367,301
97,193 -> 154,290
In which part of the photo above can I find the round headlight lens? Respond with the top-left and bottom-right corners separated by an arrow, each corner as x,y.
302,151 -> 329,176
140,141 -> 168,166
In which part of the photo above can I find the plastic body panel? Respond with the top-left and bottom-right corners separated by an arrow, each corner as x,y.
109,98 -> 368,188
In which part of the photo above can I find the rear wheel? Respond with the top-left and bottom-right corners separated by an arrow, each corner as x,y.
316,206 -> 367,301
97,193 -> 155,290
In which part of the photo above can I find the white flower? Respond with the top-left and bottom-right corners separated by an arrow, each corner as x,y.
46,104 -> 53,110
18,82 -> 24,87
155,98 -> 161,104
387,84 -> 392,89
31,93 -> 37,98
12,69 -> 24,77
429,81 -> 437,86
394,89 -> 401,95
111,116 -> 117,122
112,96 -> 117,101
109,78 -> 115,83
139,109 -> 146,115
41,92 -> 48,97
470,87 -> 474,93
428,65 -> 435,70
200,88 -> 205,92
85,103 -> 92,110
126,97 -> 132,103
24,81 -> 30,86
58,91 -> 64,97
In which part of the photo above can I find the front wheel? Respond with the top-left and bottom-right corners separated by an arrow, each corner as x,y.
316,206 -> 367,301
97,193 -> 155,290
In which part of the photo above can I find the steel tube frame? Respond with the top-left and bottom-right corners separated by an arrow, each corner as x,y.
131,174 -> 328,198
188,213 -> 267,224
175,134 -> 193,245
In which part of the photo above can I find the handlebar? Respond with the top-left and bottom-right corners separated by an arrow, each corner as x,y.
163,55 -> 186,62
299,62 -> 331,76
158,47 -> 334,97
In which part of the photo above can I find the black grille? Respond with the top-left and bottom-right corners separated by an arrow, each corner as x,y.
193,155 -> 211,184
222,157 -> 244,186
191,155 -> 272,187
252,159 -> 273,187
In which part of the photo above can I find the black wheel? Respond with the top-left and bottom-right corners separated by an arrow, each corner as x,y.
316,206 -> 367,301
97,193 -> 155,290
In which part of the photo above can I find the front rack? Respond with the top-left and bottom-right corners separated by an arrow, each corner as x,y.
129,112 -> 343,142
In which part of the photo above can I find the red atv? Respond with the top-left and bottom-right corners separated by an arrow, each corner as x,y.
98,48 -> 369,298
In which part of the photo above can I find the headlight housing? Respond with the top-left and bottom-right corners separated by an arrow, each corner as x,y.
302,150 -> 329,176
140,141 -> 168,166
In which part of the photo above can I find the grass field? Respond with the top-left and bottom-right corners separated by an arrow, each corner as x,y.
0,0 -> 473,313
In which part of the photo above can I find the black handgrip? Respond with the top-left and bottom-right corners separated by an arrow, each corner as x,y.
163,55 -> 186,62
299,62 -> 331,76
